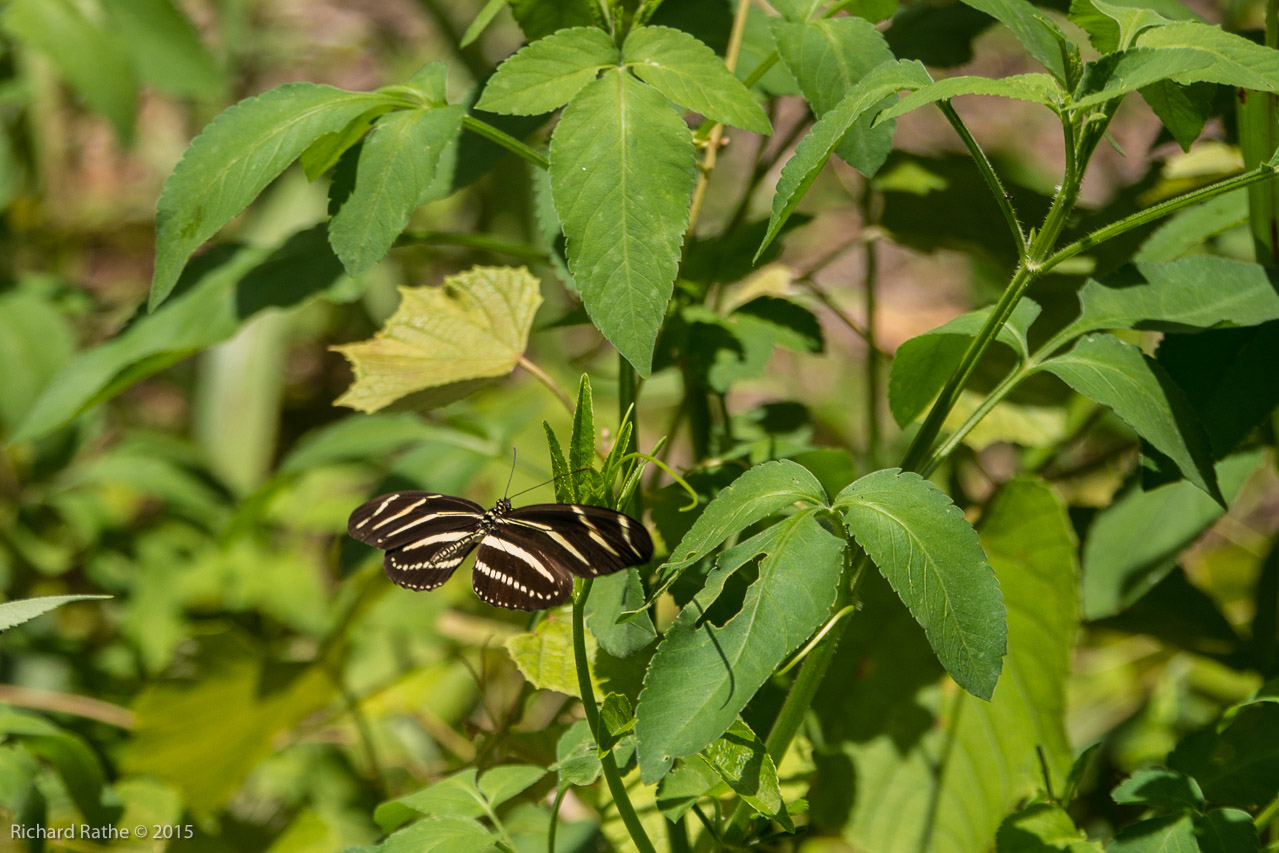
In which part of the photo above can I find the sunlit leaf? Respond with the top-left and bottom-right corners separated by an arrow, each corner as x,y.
836,469 -> 1006,699
150,83 -> 397,307
477,27 -> 619,115
550,69 -> 697,375
333,266 -> 542,413
623,26 -> 771,133
1036,333 -> 1222,502
636,508 -> 845,782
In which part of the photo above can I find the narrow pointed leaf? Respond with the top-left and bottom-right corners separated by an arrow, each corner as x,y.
757,60 -> 932,260
959,0 -> 1077,84
623,26 -> 771,133
332,266 -> 542,413
550,69 -> 696,375
150,83 -> 396,308
1035,333 -> 1222,503
836,469 -> 1006,699
477,27 -> 619,115
0,595 -> 112,633
329,104 -> 464,274
772,17 -> 895,173
879,73 -> 1062,121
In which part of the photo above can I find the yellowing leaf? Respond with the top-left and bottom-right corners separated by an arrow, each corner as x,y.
333,266 -> 542,412
505,615 -> 598,698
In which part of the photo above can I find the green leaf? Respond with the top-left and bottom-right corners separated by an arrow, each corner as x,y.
661,459 -> 828,572
1081,450 -> 1262,620
332,266 -> 542,412
17,728 -> 118,825
958,0 -> 1078,84
328,104 -> 464,274
1195,809 -> 1261,853
377,816 -> 496,853
821,478 -> 1077,851
477,765 -> 546,807
1036,334 -> 1221,503
703,720 -> 792,830
996,803 -> 1100,853
2,0 -> 137,143
1059,258 -> 1279,344
1107,814 -> 1197,853
1074,23 -> 1279,110
477,27 -> 619,115
655,755 -> 721,820
1069,0 -> 1183,54
888,298 -> 1041,427
1169,704 -> 1279,808
568,374 -> 596,502
550,69 -> 697,375
1141,79 -> 1215,151
375,770 -> 485,830
0,289 -> 76,435
879,73 -> 1062,121
505,617 -> 594,698
11,227 -> 352,444
554,720 -> 602,787
586,570 -> 657,657
768,0 -> 825,21
150,82 -> 395,308
460,0 -> 507,47
757,59 -> 932,260
623,26 -> 771,133
772,17 -> 899,173
106,0 -> 224,99
635,508 -> 845,782
1134,189 -> 1247,263
544,422 -> 574,504
598,693 -> 635,753
1112,766 -> 1205,811
507,0 -> 597,41
836,469 -> 1006,699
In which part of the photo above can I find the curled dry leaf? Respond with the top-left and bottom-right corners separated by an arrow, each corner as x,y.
332,265 -> 543,412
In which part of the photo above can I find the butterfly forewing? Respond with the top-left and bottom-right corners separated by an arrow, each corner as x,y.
348,491 -> 486,591
347,492 -> 654,610
504,504 -> 654,576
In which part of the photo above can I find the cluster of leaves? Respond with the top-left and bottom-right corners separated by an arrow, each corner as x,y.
3,0 -> 1279,851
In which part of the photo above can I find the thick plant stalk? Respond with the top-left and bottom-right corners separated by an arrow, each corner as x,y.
572,580 -> 656,853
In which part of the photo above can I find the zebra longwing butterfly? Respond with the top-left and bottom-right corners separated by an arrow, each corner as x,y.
347,492 -> 653,611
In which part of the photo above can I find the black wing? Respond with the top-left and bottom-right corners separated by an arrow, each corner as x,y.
470,504 -> 652,611
347,491 -> 486,592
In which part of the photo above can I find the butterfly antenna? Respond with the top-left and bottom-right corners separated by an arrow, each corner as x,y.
508,466 -> 593,500
504,447 -> 518,498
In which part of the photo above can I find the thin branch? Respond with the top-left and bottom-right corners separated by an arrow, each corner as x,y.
0,684 -> 134,729
517,355 -> 575,415
937,100 -> 1026,257
461,115 -> 549,170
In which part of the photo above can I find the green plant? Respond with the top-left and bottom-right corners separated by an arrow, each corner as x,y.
3,0 -> 1279,851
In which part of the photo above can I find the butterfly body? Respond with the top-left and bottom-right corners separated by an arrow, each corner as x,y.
348,491 -> 652,610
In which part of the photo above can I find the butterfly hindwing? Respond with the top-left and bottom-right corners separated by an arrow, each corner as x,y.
472,527 -> 575,610
348,491 -> 485,591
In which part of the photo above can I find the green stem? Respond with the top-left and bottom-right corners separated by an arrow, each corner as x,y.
863,191 -> 881,467
461,115 -> 549,170
572,580 -> 657,853
937,101 -> 1026,256
921,365 -> 1028,478
721,546 -> 860,845
1041,164 -> 1278,274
